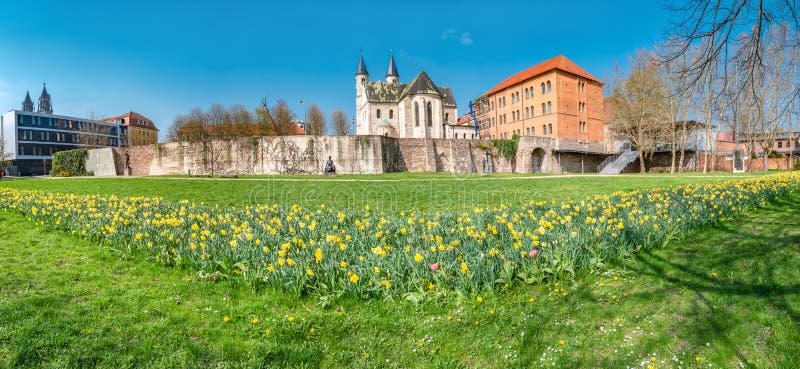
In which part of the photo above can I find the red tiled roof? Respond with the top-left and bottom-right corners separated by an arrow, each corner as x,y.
457,114 -> 472,125
102,111 -> 159,131
486,55 -> 601,96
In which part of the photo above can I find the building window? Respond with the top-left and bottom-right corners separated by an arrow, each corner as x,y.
389,109 -> 394,119
445,113 -> 449,123
548,124 -> 553,135
541,83 -> 545,95
426,102 -> 432,127
541,103 -> 546,115
377,109 -> 381,118
778,141 -> 783,148
525,88 -> 529,99
532,127 -> 535,136
414,102 -> 420,126
547,102 -> 552,114
525,107 -> 529,118
547,81 -> 552,93
542,124 -> 546,135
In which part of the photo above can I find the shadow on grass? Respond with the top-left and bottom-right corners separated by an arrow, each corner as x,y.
622,192 -> 800,368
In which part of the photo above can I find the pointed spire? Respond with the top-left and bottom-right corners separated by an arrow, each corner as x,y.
386,51 -> 399,78
40,82 -> 50,99
38,82 -> 53,114
355,51 -> 369,76
22,90 -> 34,112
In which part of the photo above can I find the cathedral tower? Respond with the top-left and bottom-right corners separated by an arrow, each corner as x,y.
22,91 -> 34,112
38,83 -> 53,114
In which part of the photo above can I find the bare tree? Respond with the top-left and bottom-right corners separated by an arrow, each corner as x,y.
662,1 -> 799,101
331,109 -> 350,135
306,103 -> 326,135
607,50 -> 672,173
271,100 -> 298,136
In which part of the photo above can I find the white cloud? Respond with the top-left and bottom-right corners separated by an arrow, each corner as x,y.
441,29 -> 473,45
459,32 -> 473,45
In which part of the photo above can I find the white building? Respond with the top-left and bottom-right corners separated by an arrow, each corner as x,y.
355,54 -> 463,138
1,84 -> 122,175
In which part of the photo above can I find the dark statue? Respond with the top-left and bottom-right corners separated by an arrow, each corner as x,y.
324,156 -> 336,174
125,151 -> 131,169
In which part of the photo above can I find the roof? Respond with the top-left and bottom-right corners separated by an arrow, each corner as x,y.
23,91 -> 33,105
102,111 -> 159,131
457,114 -> 472,125
486,55 -> 601,96
363,71 -> 457,107
386,54 -> 399,78
401,71 -> 440,97
40,83 -> 50,99
356,54 -> 369,76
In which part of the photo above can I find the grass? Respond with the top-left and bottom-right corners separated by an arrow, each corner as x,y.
0,172 -> 766,211
1,186 -> 798,368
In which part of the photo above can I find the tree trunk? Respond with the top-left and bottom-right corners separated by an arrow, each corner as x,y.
638,150 -> 646,173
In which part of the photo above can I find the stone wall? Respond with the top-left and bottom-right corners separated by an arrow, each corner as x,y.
86,135 -> 611,176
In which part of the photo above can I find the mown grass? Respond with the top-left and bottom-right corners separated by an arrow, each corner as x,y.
1,188 -> 798,368
0,172 -> 765,212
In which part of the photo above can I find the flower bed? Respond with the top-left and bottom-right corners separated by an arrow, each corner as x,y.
1,173 -> 798,298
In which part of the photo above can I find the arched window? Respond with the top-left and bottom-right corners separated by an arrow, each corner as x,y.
525,88 -> 529,99
512,111 -> 516,121
414,102 -> 420,127
389,109 -> 394,119
525,107 -> 529,118
376,109 -> 381,118
541,103 -> 546,115
547,102 -> 552,114
548,123 -> 553,134
542,124 -> 546,135
517,110 -> 520,120
532,126 -> 535,136
541,83 -> 545,95
547,80 -> 552,93
445,113 -> 449,123
426,102 -> 432,127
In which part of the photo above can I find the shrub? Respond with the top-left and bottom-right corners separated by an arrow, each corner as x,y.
51,149 -> 87,176
492,134 -> 520,161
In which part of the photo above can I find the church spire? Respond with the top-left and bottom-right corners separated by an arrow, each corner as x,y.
386,51 -> 399,81
22,90 -> 34,112
38,83 -> 52,114
355,52 -> 369,76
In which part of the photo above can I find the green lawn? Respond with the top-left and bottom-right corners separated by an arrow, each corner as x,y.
0,172 -> 765,211
1,185 -> 797,368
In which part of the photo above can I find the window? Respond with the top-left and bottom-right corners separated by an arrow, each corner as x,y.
426,102 -> 432,127
547,81 -> 552,93
516,92 -> 520,102
525,107 -> 529,118
532,127 -> 535,136
512,111 -> 516,121
541,103 -> 546,115
445,113 -> 449,123
511,93 -> 515,104
377,109 -> 381,118
414,102 -> 420,126
517,110 -> 520,120
542,124 -> 547,135
541,83 -> 545,95
525,88 -> 529,99
547,102 -> 552,114
548,124 -> 553,135
778,141 -> 783,148
530,106 -> 535,117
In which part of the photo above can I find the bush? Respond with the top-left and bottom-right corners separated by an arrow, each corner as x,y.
51,149 -> 88,177
492,134 -> 520,161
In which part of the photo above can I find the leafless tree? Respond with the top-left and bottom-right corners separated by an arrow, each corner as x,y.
271,100 -> 298,136
662,0 -> 800,105
306,103 -> 326,135
607,50 -> 672,173
331,109 -> 350,135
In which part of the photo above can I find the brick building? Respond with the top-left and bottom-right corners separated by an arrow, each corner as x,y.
474,55 -> 605,144
102,111 -> 159,147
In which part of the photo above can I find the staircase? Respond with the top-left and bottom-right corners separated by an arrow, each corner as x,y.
598,150 -> 638,175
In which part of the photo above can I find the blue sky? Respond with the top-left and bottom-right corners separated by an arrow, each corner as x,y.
0,0 -> 669,137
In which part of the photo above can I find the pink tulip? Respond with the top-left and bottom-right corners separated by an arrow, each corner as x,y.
429,262 -> 439,271
528,249 -> 538,258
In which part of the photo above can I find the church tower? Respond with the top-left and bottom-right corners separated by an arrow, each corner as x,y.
38,83 -> 53,114
355,53 -> 369,134
22,91 -> 34,112
386,53 -> 399,84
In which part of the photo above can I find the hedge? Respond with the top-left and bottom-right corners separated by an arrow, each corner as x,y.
51,149 -> 88,177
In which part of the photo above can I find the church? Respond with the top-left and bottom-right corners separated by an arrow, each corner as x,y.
355,54 -> 473,139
